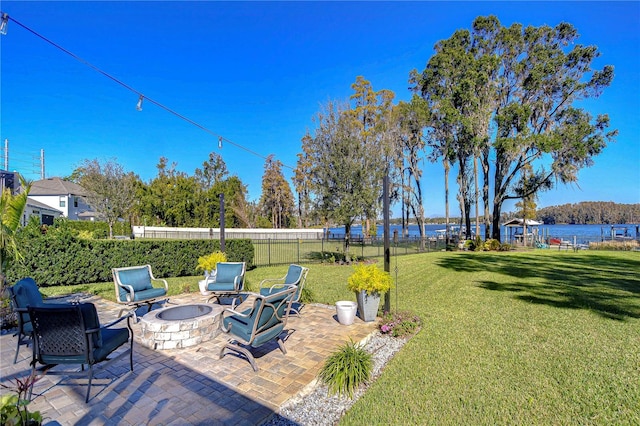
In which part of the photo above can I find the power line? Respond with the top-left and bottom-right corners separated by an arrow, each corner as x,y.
2,12 -> 294,170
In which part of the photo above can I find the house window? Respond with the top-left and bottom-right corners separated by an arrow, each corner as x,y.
59,196 -> 66,208
74,197 -> 79,208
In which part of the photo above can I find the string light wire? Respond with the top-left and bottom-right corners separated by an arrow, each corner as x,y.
3,13 -> 293,170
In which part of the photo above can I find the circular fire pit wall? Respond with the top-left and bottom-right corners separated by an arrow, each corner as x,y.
140,304 -> 224,350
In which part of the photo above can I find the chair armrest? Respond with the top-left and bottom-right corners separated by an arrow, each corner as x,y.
148,267 -> 169,291
118,284 -> 136,302
224,293 -> 258,317
259,277 -> 285,289
151,277 -> 169,292
100,312 -> 134,330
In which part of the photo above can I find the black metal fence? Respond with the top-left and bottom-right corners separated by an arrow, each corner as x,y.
252,236 -> 448,267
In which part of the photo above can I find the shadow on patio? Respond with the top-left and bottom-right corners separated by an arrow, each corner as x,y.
0,293 -> 378,425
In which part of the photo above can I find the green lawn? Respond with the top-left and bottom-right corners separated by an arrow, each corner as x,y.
343,250 -> 640,425
40,250 -> 640,424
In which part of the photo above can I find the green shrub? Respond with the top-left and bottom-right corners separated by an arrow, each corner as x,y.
318,339 -> 372,399
498,243 -> 513,251
483,239 -> 501,251
8,229 -> 254,286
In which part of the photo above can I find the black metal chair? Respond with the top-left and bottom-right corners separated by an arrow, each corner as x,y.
28,303 -> 134,403
7,278 -> 45,363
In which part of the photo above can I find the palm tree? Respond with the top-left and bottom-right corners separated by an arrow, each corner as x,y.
0,175 -> 31,290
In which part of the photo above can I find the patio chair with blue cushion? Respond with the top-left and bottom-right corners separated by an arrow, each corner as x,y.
219,284 -> 297,371
112,264 -> 168,320
202,262 -> 246,304
28,303 -> 134,403
7,277 -> 46,363
259,264 -> 309,316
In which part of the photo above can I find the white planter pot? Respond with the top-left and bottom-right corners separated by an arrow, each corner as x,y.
335,301 -> 357,325
355,290 -> 381,322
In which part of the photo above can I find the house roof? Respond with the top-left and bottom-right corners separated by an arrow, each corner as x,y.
26,197 -> 64,214
29,177 -> 88,196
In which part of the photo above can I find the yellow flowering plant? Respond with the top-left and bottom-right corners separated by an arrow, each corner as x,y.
347,264 -> 392,295
196,251 -> 227,273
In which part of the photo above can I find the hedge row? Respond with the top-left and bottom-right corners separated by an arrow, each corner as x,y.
64,220 -> 133,239
8,236 -> 254,287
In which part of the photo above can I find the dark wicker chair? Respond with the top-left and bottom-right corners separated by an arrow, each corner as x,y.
7,278 -> 45,363
219,285 -> 297,371
28,303 -> 134,403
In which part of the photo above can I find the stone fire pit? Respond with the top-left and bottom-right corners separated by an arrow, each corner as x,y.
139,304 -> 224,350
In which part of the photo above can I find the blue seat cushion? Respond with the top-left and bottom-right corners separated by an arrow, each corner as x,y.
207,281 -> 236,292
78,303 -> 102,348
117,267 -> 153,301
215,263 -> 244,289
94,327 -> 130,362
252,324 -> 285,347
130,287 -> 167,302
13,278 -> 44,309
284,265 -> 303,285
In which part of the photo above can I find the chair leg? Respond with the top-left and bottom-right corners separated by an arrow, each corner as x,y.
28,364 -> 36,401
86,365 -> 94,403
13,331 -> 31,364
14,333 -> 21,364
220,342 -> 258,372
277,337 -> 287,355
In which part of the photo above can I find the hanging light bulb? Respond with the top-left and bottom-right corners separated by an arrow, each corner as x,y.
218,136 -> 223,149
0,13 -> 9,35
136,95 -> 144,111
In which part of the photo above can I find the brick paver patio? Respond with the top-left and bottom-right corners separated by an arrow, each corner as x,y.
1,293 -> 378,425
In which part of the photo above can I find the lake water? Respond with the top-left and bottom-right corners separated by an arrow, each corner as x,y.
329,223 -> 640,244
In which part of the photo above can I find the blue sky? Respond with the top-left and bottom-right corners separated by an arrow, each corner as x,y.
1,1 -> 639,218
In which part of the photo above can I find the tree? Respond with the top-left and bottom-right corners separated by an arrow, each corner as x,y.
260,155 -> 294,229
0,175 -> 30,288
347,76 -> 397,237
395,98 -> 428,245
74,159 -> 138,238
292,142 -> 313,228
300,99 -> 366,256
489,20 -> 617,240
413,16 -> 617,241
195,152 -> 228,190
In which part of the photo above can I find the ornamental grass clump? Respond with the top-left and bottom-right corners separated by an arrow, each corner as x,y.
379,311 -> 422,338
318,338 -> 372,399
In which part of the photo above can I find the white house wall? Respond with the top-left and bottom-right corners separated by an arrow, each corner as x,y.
28,194 -> 92,220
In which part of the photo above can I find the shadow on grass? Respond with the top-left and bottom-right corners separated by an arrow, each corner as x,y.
436,252 -> 640,321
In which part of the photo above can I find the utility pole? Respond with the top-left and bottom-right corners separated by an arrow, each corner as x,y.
219,193 -> 226,252
383,173 -> 391,313
41,149 -> 45,179
3,139 -> 8,170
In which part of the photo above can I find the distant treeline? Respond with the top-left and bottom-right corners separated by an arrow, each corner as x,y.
390,202 -> 640,226
506,202 -> 640,225
535,202 -> 640,224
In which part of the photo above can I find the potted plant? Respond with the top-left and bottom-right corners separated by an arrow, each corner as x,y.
196,251 -> 227,278
347,264 -> 392,322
